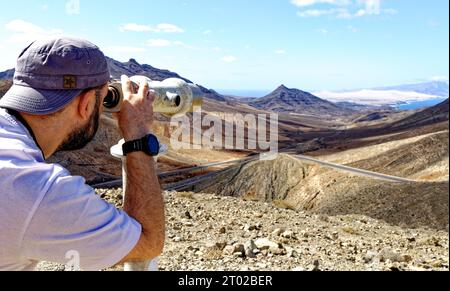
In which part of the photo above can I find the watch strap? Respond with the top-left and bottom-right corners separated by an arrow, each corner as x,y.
122,134 -> 160,156
122,137 -> 145,156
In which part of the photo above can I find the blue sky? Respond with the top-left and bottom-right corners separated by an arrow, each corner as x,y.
0,0 -> 448,92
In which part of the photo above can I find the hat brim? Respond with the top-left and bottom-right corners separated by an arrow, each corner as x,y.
0,84 -> 82,115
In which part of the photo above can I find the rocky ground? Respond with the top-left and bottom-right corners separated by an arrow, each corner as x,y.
199,153 -> 449,231
38,189 -> 449,271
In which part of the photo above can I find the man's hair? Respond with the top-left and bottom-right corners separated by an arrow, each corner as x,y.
81,84 -> 106,104
47,84 -> 106,118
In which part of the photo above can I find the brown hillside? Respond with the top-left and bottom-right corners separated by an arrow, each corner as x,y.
201,130 -> 449,230
0,80 -> 12,98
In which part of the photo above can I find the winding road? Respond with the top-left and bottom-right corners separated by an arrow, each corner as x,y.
93,151 -> 414,190
292,154 -> 414,183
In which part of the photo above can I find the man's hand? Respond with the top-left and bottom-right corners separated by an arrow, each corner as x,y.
114,75 -> 155,141
113,75 -> 165,263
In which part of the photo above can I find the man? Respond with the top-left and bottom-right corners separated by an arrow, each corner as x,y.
0,37 -> 165,271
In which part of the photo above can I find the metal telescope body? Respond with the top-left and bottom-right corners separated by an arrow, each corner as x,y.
104,76 -> 203,117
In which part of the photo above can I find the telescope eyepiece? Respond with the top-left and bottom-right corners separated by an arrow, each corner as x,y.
175,96 -> 181,107
104,84 -> 123,113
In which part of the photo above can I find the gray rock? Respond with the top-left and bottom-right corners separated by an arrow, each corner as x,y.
244,240 -> 258,258
223,245 -> 236,256
281,230 -> 295,239
379,249 -> 411,263
255,238 -> 285,255
272,228 -> 284,236
364,251 -> 380,264
233,243 -> 245,255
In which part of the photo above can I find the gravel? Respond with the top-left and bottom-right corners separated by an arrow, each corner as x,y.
37,189 -> 449,271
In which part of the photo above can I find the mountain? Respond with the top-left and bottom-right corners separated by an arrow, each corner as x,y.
390,98 -> 449,130
108,57 -> 227,102
0,57 -> 226,102
335,101 -> 393,111
0,80 -> 12,98
106,57 -> 189,83
375,81 -> 449,98
201,146 -> 449,230
249,85 -> 353,116
0,69 -> 14,80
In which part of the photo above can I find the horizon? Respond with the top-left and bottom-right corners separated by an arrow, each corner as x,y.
2,53 -> 449,94
0,0 -> 448,91
2,53 -> 449,93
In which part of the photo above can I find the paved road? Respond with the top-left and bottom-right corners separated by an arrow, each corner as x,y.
92,152 -> 414,189
92,155 -> 259,188
292,154 -> 415,183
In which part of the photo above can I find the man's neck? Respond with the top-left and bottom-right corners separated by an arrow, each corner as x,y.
19,113 -> 68,159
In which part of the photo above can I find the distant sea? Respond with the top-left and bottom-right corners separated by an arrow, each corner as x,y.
395,98 -> 447,110
217,89 -> 270,98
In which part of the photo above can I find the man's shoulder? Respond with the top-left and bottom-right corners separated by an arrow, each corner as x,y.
0,108 -> 24,135
0,154 -> 70,191
0,108 -> 44,162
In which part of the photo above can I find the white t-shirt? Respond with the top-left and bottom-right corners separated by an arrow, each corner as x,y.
0,108 -> 141,271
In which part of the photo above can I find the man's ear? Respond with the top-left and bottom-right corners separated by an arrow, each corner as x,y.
77,90 -> 94,121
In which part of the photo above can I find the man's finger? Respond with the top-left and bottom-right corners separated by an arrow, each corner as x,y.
147,90 -> 156,103
121,75 -> 132,95
138,79 -> 149,99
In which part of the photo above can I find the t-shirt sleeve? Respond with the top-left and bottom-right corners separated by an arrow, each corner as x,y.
21,166 -> 142,271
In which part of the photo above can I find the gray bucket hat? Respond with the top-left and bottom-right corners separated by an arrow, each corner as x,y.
0,37 -> 110,115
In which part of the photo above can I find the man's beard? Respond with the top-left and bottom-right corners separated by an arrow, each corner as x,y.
57,96 -> 101,152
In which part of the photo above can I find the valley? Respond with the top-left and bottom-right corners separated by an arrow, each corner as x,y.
1,58 -> 449,271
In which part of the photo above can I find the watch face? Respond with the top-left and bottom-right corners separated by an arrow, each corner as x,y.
146,135 -> 160,156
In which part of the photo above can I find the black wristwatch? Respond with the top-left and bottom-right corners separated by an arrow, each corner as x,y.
122,134 -> 160,156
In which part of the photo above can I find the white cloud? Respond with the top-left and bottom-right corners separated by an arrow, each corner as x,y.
106,46 -> 147,53
212,46 -> 221,52
291,0 -> 350,7
429,76 -> 449,82
298,8 -> 354,18
222,56 -> 237,63
314,89 -> 440,106
362,0 -> 380,14
203,30 -> 212,35
297,9 -> 336,17
155,23 -> 184,33
294,0 -> 397,19
173,41 -> 195,49
65,0 -> 80,15
275,49 -> 286,54
41,4 -> 49,11
5,19 -> 63,44
120,23 -> 184,33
